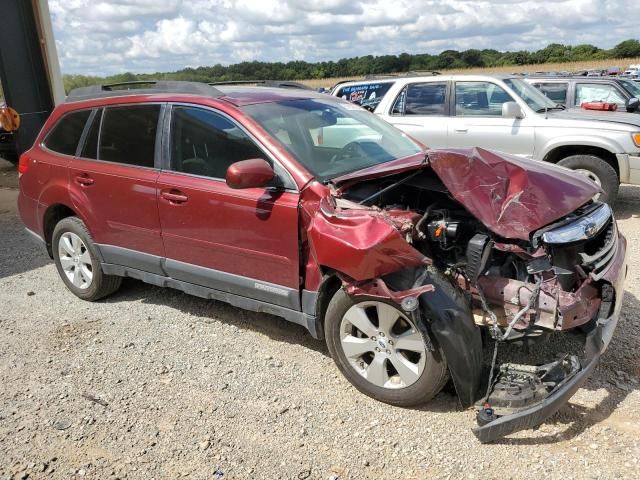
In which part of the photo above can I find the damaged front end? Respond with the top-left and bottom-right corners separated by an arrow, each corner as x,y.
470,201 -> 627,442
304,147 -> 627,442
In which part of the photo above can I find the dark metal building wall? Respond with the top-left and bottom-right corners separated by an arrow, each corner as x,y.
0,0 -> 54,155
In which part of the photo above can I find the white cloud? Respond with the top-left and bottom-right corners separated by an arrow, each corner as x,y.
48,0 -> 637,76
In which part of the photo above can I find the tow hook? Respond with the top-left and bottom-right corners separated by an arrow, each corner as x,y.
477,403 -> 498,426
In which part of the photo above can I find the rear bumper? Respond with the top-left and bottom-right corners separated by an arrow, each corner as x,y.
473,234 -> 627,443
17,190 -> 40,236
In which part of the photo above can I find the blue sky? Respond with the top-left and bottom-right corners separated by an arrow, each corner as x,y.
49,0 -> 636,76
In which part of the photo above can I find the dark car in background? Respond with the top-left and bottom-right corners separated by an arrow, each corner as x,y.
0,128 -> 16,162
526,76 -> 640,113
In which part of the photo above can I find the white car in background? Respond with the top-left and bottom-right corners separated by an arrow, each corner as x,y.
331,74 -> 640,203
623,64 -> 640,78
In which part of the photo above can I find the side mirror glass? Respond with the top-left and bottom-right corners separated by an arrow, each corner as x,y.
626,97 -> 640,113
502,101 -> 524,119
225,158 -> 274,189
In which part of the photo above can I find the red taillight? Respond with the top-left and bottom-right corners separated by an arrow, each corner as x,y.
18,153 -> 29,176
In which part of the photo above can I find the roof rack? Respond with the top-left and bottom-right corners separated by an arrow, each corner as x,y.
208,80 -> 313,90
66,80 -> 224,102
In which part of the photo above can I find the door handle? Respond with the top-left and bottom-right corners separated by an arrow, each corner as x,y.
74,174 -> 95,186
160,189 -> 188,204
454,128 -> 468,134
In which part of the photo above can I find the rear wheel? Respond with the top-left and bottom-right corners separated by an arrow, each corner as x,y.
325,289 -> 448,407
52,217 -> 122,301
557,154 -> 619,204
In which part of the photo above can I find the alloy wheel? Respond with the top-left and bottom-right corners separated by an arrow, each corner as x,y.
58,231 -> 93,290
339,301 -> 427,389
574,168 -> 603,188
574,168 -> 603,201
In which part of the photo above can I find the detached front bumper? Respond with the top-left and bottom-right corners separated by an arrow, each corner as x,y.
473,233 -> 627,443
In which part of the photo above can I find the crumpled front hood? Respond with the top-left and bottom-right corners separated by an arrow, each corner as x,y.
427,148 -> 601,240
334,147 -> 601,241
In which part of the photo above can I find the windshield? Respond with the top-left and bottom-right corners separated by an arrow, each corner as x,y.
620,79 -> 640,97
504,78 -> 557,111
242,99 -> 422,181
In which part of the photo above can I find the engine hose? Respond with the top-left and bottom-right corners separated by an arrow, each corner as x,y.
500,276 -> 543,341
476,283 -> 501,401
415,204 -> 437,239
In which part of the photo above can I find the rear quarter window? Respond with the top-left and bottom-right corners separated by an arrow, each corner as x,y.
43,109 -> 92,156
335,83 -> 394,106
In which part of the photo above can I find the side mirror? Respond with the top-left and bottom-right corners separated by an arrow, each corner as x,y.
225,158 -> 274,189
502,101 -> 524,119
626,97 -> 640,113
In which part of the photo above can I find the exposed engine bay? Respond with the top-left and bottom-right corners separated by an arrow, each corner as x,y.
305,147 -> 627,442
337,166 -> 615,333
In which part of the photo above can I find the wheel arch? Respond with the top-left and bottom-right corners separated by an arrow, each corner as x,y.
308,270 -> 343,341
542,144 -> 620,179
42,203 -> 79,258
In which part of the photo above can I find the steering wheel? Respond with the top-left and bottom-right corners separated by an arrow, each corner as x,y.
329,141 -> 366,165
182,157 -> 210,176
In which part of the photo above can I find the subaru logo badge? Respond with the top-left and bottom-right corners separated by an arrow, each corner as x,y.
583,222 -> 598,238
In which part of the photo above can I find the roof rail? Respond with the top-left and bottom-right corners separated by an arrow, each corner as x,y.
407,70 -> 441,76
66,80 -> 223,102
364,71 -> 441,80
208,80 -> 313,90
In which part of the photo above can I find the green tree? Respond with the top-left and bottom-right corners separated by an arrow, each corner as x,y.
461,49 -> 484,67
60,38 -> 640,88
570,44 -> 600,60
612,39 -> 640,58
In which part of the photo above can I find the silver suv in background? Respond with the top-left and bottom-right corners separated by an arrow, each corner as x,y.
332,74 -> 640,203
524,76 -> 640,113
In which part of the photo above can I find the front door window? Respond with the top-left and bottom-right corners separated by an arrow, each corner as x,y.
454,82 -> 514,116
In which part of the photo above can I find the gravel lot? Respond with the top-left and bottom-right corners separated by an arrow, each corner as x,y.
1,157 -> 639,479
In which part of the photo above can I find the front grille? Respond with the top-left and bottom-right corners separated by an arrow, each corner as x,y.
579,219 -> 617,279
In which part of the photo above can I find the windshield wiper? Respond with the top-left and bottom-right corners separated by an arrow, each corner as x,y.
357,152 -> 428,205
358,170 -> 422,205
536,106 -> 565,113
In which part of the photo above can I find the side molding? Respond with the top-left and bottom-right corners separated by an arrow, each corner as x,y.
101,263 -> 318,336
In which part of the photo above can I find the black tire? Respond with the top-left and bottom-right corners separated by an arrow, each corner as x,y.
52,216 -> 122,301
324,288 -> 448,407
557,154 -> 619,205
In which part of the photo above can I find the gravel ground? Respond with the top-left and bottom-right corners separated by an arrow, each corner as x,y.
0,157 -> 639,479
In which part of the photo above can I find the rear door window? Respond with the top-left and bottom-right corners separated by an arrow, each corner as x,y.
533,82 -> 568,104
43,109 -> 92,156
99,105 -> 161,168
80,109 -> 101,159
391,82 -> 448,115
575,83 -> 626,107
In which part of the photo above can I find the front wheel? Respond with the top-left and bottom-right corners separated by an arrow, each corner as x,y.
324,289 -> 448,407
557,154 -> 619,204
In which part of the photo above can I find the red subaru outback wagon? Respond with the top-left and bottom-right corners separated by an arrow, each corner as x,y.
18,81 -> 627,441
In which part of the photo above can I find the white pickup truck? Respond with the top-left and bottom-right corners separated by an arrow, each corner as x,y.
331,74 -> 640,203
